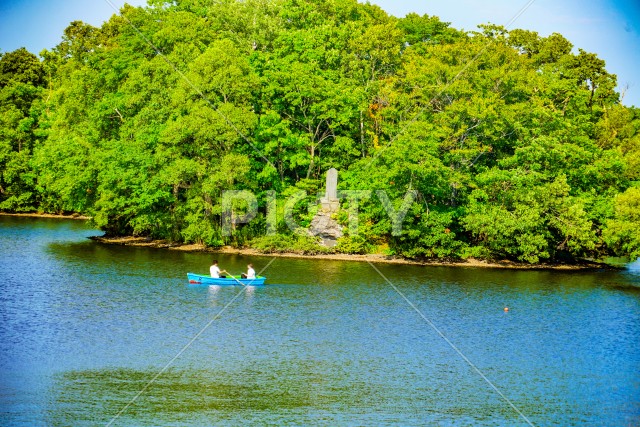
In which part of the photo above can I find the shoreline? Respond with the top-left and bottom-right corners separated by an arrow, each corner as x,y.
0,213 -> 616,270
89,235 -> 615,270
0,212 -> 91,220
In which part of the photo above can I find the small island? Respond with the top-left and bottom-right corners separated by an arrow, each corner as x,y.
0,0 -> 638,267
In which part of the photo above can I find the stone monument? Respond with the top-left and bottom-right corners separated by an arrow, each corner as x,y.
309,168 -> 343,247
320,167 -> 340,213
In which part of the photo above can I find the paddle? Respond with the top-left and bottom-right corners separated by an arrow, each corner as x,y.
227,274 -> 248,287
230,272 -> 261,287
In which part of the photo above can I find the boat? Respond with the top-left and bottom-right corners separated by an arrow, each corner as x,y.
187,272 -> 267,286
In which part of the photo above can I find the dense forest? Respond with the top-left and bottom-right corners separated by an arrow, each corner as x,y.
1,0 -> 639,263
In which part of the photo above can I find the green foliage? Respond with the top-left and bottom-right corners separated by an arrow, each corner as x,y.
335,235 -> 372,254
251,233 -> 330,255
603,187 -> 640,260
397,13 -> 463,46
0,48 -> 45,88
1,0 -> 638,263
396,208 -> 468,260
0,48 -> 46,211
463,173 -> 596,263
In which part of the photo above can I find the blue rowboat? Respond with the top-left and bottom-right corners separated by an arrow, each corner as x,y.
187,273 -> 266,286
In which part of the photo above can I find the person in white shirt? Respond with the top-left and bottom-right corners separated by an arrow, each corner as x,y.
210,260 -> 228,278
241,263 -> 256,279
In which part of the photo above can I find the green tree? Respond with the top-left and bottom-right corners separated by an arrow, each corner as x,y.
0,48 -> 46,211
2,0 -> 635,265
603,187 -> 640,260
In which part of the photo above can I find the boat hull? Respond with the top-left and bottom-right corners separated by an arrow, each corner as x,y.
187,273 -> 266,286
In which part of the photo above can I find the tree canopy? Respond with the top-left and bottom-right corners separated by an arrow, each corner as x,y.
1,0 -> 638,263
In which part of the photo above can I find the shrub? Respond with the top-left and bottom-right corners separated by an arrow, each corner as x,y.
250,233 -> 331,255
335,235 -> 372,254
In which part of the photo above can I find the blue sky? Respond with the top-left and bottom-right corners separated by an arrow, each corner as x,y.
1,0 -> 639,106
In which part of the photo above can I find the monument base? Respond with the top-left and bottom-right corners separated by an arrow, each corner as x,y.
308,210 -> 343,247
320,198 -> 340,213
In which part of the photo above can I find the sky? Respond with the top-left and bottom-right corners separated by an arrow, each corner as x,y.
0,0 -> 639,106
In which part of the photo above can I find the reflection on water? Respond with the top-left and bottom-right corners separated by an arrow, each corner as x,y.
1,216 -> 640,426
207,285 -> 221,299
47,365 -> 529,427
48,367 -> 376,425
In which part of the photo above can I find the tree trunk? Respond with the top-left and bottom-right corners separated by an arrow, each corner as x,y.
306,144 -> 315,179
360,110 -> 365,157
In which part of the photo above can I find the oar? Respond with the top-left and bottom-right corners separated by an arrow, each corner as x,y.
226,274 -> 247,287
230,273 -> 261,287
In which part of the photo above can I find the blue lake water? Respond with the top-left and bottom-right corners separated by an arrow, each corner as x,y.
0,216 -> 639,426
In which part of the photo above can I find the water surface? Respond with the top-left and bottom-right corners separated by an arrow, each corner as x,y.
1,216 -> 639,426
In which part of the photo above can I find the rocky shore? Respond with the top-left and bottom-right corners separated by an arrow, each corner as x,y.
89,235 -> 613,270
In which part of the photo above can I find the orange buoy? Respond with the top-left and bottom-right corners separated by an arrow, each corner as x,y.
504,307 -> 509,312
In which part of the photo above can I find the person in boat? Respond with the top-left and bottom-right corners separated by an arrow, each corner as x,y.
241,263 -> 256,279
210,260 -> 228,278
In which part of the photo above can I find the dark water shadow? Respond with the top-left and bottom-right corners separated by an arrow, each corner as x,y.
47,366 -> 529,426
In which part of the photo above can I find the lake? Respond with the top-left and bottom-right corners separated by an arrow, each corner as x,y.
0,216 -> 639,426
